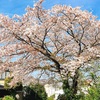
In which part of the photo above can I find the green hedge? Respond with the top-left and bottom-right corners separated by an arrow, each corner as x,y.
2,95 -> 15,100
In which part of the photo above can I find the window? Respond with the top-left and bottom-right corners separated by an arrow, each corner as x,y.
0,70 -> 10,80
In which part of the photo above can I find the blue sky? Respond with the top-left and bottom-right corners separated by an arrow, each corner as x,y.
0,0 -> 100,19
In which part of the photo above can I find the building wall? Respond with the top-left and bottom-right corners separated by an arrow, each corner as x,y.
44,84 -> 64,100
0,80 -> 4,86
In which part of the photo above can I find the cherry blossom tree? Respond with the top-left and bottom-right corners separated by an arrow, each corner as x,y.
0,0 -> 100,96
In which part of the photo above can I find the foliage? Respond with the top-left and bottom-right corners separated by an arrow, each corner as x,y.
23,86 -> 40,100
62,79 -> 74,99
57,94 -> 81,100
47,95 -> 55,100
83,84 -> 100,100
30,83 -> 47,100
2,95 -> 15,100
62,70 -> 80,100
4,77 -> 22,99
23,83 -> 47,100
4,77 -> 12,89
57,94 -> 66,100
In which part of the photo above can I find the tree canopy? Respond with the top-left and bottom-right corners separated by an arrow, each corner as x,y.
0,0 -> 100,86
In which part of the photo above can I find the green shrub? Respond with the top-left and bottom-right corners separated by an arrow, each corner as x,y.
30,83 -> 47,100
23,83 -> 47,100
23,86 -> 41,100
83,85 -> 100,100
57,94 -> 66,100
2,95 -> 15,100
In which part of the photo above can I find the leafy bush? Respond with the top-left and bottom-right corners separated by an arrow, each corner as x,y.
62,79 -> 77,100
83,85 -> 100,100
2,95 -> 15,100
23,83 -> 47,100
30,83 -> 47,100
57,94 -> 66,100
23,86 -> 41,100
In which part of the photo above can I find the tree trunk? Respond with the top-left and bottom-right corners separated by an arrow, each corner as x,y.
72,69 -> 79,94
62,69 -> 79,100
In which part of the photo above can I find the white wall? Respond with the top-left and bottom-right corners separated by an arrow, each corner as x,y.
44,84 -> 64,100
